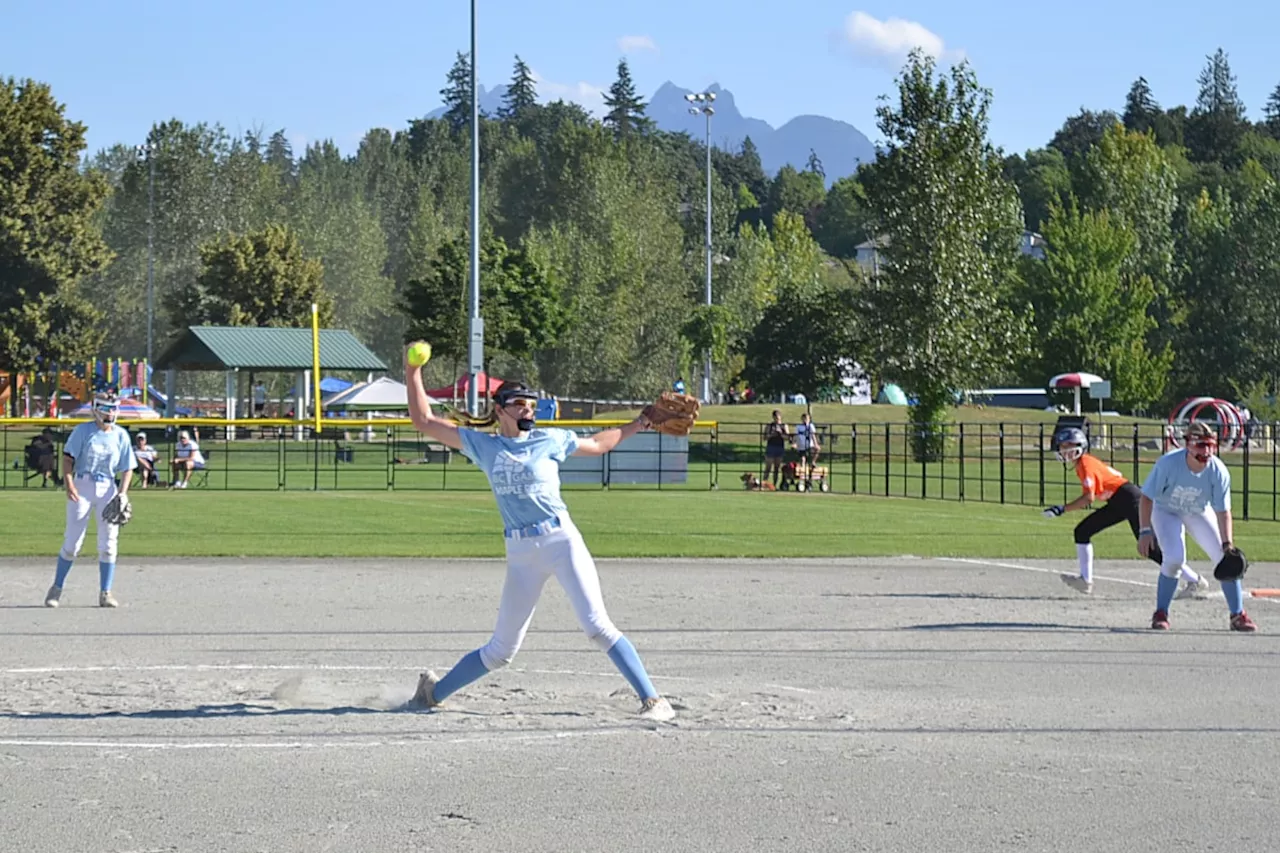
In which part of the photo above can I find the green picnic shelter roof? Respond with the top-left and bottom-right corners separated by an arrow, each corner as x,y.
153,326 -> 387,372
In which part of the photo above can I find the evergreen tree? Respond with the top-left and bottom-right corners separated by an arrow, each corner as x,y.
1186,48 -> 1248,165
602,58 -> 648,137
499,55 -> 538,121
1263,82 -> 1280,140
805,149 -> 826,180
1122,77 -> 1160,135
440,52 -> 474,131
266,129 -> 295,185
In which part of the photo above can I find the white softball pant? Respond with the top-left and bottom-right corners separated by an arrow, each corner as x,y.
1151,503 -> 1223,579
479,517 -> 622,671
61,475 -> 121,563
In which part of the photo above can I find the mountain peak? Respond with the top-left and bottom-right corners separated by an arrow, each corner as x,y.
647,82 -> 872,185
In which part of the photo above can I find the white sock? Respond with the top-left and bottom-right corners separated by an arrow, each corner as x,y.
1076,543 -> 1094,583
1180,566 -> 1201,584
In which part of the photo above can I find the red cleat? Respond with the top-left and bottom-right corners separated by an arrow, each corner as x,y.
1151,609 -> 1171,630
1230,612 -> 1258,632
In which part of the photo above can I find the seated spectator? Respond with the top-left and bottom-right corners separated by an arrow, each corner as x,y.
169,429 -> 205,489
134,432 -> 161,488
25,428 -> 60,487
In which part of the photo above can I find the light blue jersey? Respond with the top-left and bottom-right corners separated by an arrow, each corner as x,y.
1141,448 -> 1231,515
63,422 -> 137,481
458,427 -> 580,530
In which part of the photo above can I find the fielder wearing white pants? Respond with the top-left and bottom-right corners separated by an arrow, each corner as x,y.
1151,504 -> 1223,579
61,474 -> 122,567
480,516 -> 621,670
49,408 -> 135,607
402,403 -> 672,719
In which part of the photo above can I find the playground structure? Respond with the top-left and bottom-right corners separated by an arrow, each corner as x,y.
1165,396 -> 1270,452
0,359 -> 165,417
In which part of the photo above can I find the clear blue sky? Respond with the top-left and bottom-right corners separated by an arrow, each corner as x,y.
4,0 -> 1276,159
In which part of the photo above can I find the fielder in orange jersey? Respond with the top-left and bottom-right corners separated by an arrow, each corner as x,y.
1042,427 -> 1208,596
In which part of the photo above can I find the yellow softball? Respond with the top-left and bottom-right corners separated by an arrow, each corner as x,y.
407,341 -> 433,367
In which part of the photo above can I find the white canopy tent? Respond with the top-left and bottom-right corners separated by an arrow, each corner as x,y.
323,377 -> 429,413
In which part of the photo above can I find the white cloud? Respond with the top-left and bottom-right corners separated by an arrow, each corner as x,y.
834,11 -> 962,69
531,69 -> 607,115
617,35 -> 658,54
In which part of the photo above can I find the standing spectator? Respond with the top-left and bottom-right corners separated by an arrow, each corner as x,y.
793,412 -> 821,476
169,430 -> 205,489
673,377 -> 686,395
763,410 -> 789,488
253,381 -> 268,417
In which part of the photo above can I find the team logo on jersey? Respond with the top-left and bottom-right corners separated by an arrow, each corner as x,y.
1167,484 -> 1204,514
491,449 -> 552,498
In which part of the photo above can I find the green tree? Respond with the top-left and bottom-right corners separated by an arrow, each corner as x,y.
399,234 -> 566,380
602,59 -> 648,138
861,51 -> 1028,460
813,176 -> 875,258
440,52 -> 474,131
1049,109 -> 1121,161
288,142 -> 399,361
0,77 -> 111,401
742,281 -> 864,407
1075,123 -> 1178,290
762,165 -> 826,229
1226,184 -> 1280,398
768,210 -> 825,298
170,222 -> 334,329
499,55 -> 538,121
1186,48 -> 1248,165
1004,147 -> 1072,231
1262,82 -> 1280,140
1170,189 -> 1240,399
805,149 -> 825,180
1122,77 -> 1161,135
1020,203 -> 1171,409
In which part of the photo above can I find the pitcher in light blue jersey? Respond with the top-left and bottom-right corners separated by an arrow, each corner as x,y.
401,346 -> 675,722
1139,422 -> 1256,632
45,393 -> 137,609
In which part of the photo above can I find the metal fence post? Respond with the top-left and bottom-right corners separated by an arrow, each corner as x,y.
1132,423 -> 1140,484
1243,434 -> 1250,521
1037,423 -> 1045,506
851,424 -> 857,494
883,423 -> 890,497
999,424 -> 1006,505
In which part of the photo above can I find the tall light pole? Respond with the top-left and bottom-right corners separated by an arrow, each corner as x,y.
134,142 -> 157,369
686,92 -> 716,403
465,0 -> 484,416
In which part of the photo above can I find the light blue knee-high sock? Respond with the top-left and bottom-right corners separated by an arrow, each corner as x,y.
99,561 -> 115,592
1156,573 -> 1179,612
606,636 -> 658,700
1222,578 -> 1245,615
53,556 -> 74,588
432,650 -> 490,702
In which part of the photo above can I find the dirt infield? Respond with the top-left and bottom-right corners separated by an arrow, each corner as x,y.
3,556 -> 1279,853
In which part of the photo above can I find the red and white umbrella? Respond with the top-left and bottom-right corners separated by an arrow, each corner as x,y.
66,397 -> 162,420
1048,372 -> 1105,415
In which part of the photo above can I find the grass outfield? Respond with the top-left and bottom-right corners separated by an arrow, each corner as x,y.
3,489 -> 1279,560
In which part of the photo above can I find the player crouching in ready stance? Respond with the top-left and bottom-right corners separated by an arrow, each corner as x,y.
45,393 -> 137,608
1139,422 -> 1256,632
1044,427 -> 1207,597
401,344 -> 699,720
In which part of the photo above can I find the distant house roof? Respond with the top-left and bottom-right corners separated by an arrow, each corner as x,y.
153,326 -> 388,372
